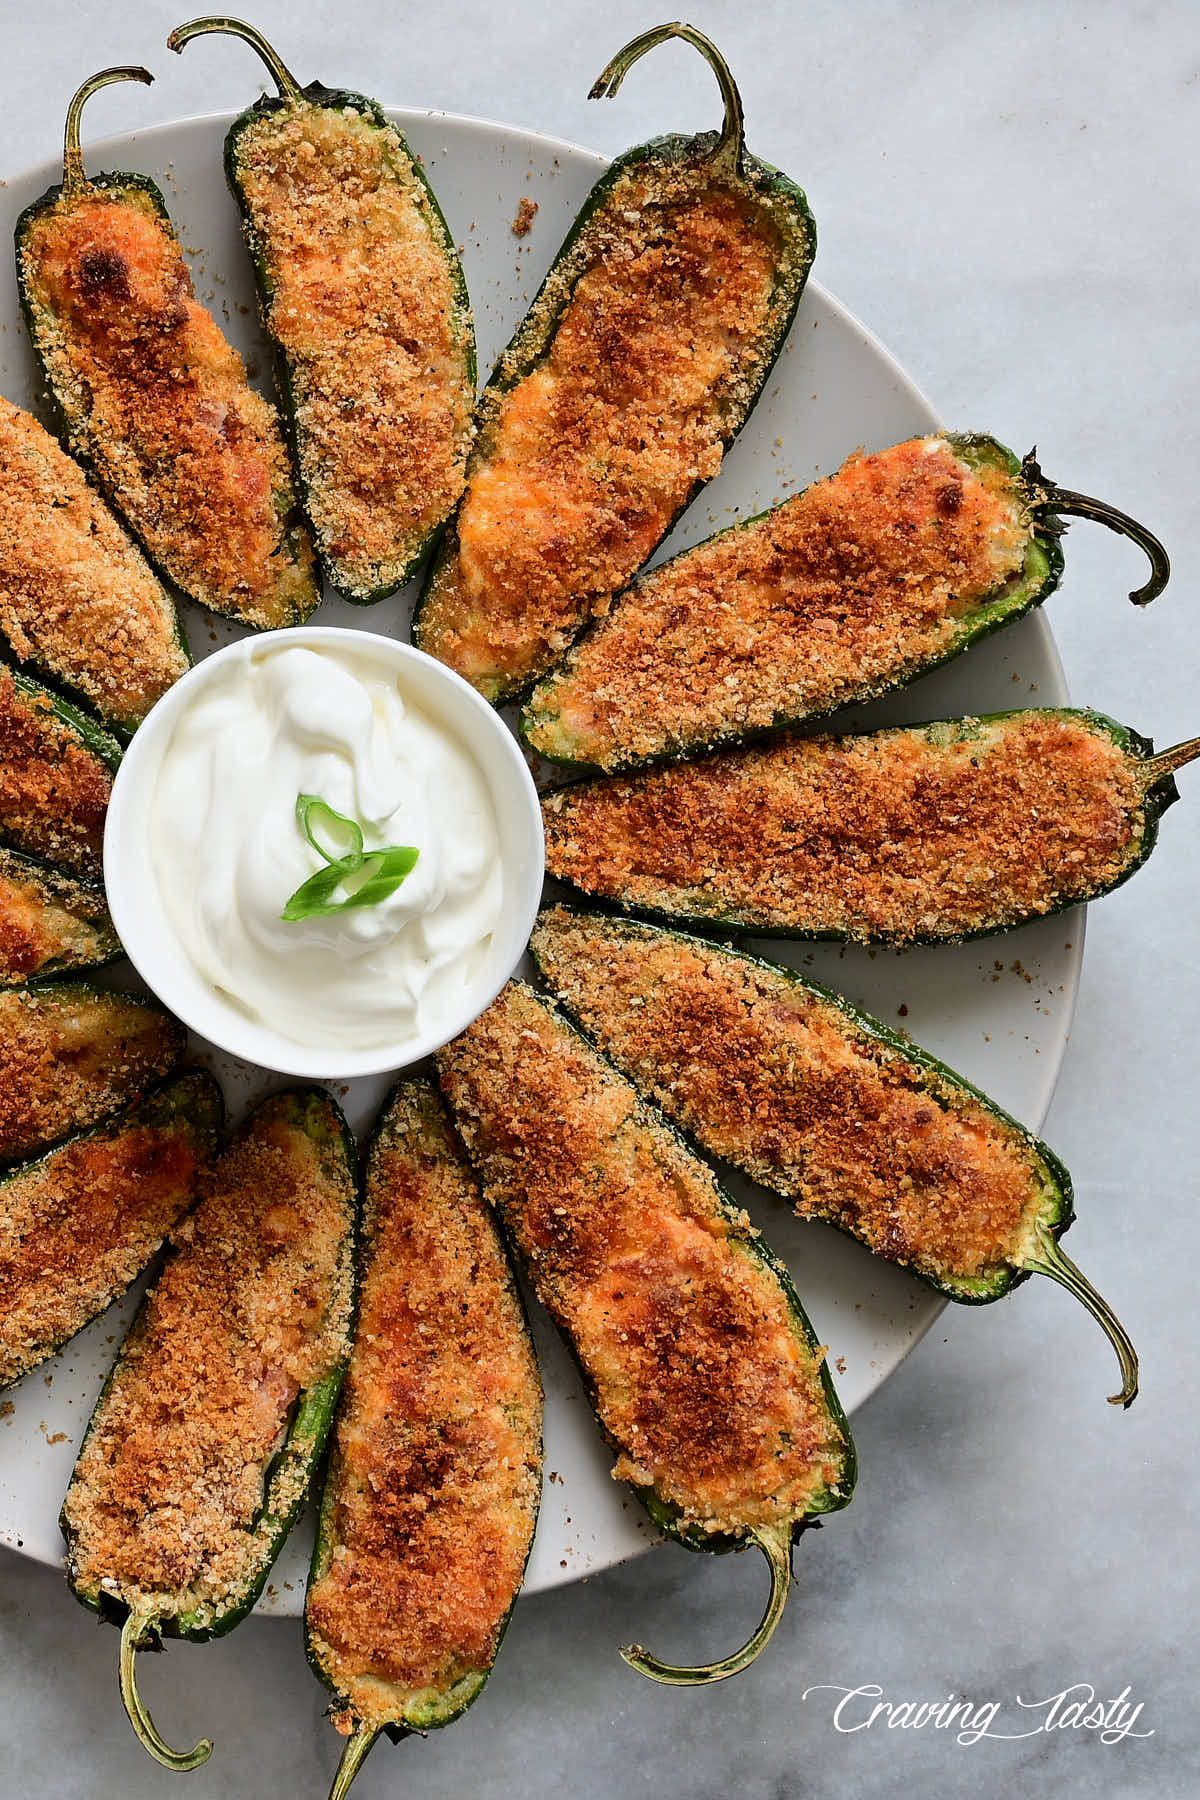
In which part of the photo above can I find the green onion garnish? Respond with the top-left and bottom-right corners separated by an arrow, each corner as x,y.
281,793 -> 419,923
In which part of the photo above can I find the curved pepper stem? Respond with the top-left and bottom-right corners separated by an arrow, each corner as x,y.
1143,733 -> 1200,785
1023,1222 -> 1139,1408
327,1719 -> 382,1800
1022,450 -> 1170,606
62,67 -> 154,198
619,1521 -> 791,1686
118,1611 -> 213,1772
588,21 -> 745,179
167,16 -> 304,103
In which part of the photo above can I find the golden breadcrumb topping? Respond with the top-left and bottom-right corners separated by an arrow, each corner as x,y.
0,987 -> 184,1164
234,104 -> 474,599
438,985 -> 845,1536
308,1083 -> 541,1731
420,156 -> 796,698
0,668 -> 112,878
542,714 -> 1146,942
19,187 -> 316,627
532,909 -> 1057,1283
0,1073 -> 216,1388
511,197 -> 538,238
0,396 -> 187,731
0,849 -> 116,984
525,436 -> 1030,768
63,1095 -> 353,1623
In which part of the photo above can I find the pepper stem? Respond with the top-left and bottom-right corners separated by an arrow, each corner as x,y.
327,1720 -> 381,1800
118,1611 -> 213,1772
619,1521 -> 791,1686
167,17 -> 304,102
1023,1222 -> 1139,1408
1143,734 -> 1200,784
62,68 -> 154,198
1022,450 -> 1170,606
588,22 -> 745,179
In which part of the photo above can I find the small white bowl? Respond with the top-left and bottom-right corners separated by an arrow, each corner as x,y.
104,627 -> 545,1080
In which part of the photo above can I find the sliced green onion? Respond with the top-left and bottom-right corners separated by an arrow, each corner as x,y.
282,795 -> 419,922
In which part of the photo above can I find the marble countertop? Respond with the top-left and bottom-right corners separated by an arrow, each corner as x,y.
1,2 -> 1195,1796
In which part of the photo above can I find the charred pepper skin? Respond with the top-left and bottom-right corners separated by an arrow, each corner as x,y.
15,67 -> 319,632
521,433 -> 1171,774
414,23 -> 816,704
169,18 -> 476,605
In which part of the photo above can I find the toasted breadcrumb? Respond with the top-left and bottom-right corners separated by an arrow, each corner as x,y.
233,105 -> 474,600
421,155 -> 802,698
19,187 -> 316,627
525,436 -> 1030,768
438,985 -> 845,1536
0,397 -> 187,730
308,1084 -> 540,1729
532,909 -> 1058,1284
0,987 -> 184,1164
63,1094 -> 353,1625
0,1073 -> 217,1389
0,668 -> 113,878
542,713 -> 1146,942
0,848 -> 116,984
512,197 -> 538,238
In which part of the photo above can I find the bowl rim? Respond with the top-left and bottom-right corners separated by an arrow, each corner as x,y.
103,624 -> 546,1079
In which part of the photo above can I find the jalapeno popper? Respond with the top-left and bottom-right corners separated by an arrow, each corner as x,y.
16,67 -> 318,630
437,982 -> 854,1686
61,1088 -> 356,1772
531,907 -> 1138,1406
0,665 -> 120,881
306,1081 -> 542,1800
415,23 -> 815,701
0,396 -> 188,735
0,1069 -> 221,1390
542,708 -> 1195,944
523,434 -> 1170,772
0,982 -> 185,1164
169,19 -> 476,604
0,847 -> 119,986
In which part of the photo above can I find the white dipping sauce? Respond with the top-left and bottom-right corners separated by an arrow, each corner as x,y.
150,639 -> 502,1052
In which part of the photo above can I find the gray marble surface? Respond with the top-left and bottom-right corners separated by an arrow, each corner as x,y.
1,1 -> 1196,1796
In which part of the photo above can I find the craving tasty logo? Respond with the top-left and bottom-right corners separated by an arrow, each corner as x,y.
800,1683 -> 1152,1747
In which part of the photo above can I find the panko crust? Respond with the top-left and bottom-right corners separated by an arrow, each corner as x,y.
542,712 -> 1146,942
437,984 -> 847,1538
307,1082 -> 541,1732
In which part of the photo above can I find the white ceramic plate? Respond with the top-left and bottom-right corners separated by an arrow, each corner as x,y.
0,107 -> 1081,1611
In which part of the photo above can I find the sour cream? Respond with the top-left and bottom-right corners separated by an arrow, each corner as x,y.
149,638 -> 504,1053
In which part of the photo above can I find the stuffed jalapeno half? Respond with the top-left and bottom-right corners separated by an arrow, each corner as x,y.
0,1068 -> 221,1389
0,664 -> 119,879
15,67 -> 318,631
437,981 -> 854,1686
523,433 -> 1170,772
415,23 -> 815,702
306,1079 -> 542,1799
61,1087 -> 357,1772
0,846 -> 120,986
0,982 -> 185,1164
542,708 -> 1195,944
169,19 -> 476,604
0,395 -> 189,736
531,905 -> 1138,1406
